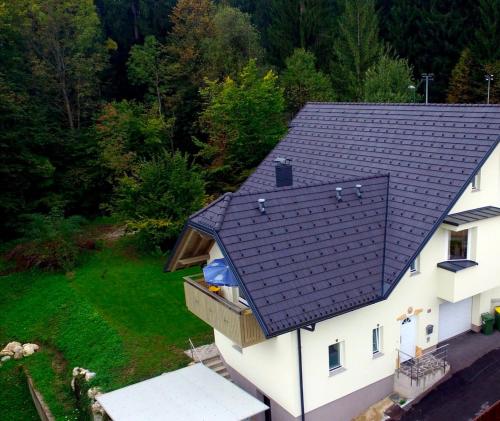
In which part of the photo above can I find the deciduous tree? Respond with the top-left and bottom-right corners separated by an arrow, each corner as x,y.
364,56 -> 416,103
128,35 -> 167,116
112,151 -> 205,251
281,48 -> 335,114
198,60 -> 286,190
25,0 -> 108,129
201,5 -> 263,80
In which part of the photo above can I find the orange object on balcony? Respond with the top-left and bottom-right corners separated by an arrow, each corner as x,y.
208,285 -> 221,293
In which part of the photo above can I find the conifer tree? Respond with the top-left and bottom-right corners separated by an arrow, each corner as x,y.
473,0 -> 500,63
447,49 -> 482,104
263,0 -> 336,70
331,0 -> 383,101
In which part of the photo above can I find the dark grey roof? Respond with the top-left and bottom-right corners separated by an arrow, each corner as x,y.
176,103 -> 500,337
190,193 -> 232,231
443,206 -> 500,226
437,260 -> 478,272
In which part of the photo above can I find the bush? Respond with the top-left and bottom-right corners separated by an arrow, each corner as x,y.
112,151 -> 205,252
5,208 -> 87,271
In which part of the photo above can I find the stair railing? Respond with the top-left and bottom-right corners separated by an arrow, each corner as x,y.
396,344 -> 449,387
188,338 -> 203,363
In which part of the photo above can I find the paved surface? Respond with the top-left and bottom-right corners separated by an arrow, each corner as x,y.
441,330 -> 500,374
400,344 -> 500,420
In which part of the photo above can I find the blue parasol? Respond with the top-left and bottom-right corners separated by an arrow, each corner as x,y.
202,258 -> 238,287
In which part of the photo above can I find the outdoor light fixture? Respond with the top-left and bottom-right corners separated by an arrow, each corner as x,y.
408,85 -> 416,103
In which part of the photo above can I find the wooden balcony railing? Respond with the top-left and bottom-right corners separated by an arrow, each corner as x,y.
183,274 -> 266,348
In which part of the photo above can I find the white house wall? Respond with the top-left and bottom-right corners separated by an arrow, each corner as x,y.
450,145 -> 500,213
206,143 -> 500,417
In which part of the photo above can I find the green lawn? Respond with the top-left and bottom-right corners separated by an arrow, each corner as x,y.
0,241 -> 212,420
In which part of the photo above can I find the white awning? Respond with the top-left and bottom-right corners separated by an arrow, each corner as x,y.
96,363 -> 268,421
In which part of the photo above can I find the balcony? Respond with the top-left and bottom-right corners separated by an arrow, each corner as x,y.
436,260 -> 479,303
183,274 -> 266,348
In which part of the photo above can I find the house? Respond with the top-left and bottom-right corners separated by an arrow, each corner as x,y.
167,103 -> 500,421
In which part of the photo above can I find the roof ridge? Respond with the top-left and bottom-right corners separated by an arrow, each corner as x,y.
234,173 -> 389,198
305,102 -> 500,107
213,193 -> 232,231
189,192 -> 232,219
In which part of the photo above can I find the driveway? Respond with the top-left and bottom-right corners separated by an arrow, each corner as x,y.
400,347 -> 500,421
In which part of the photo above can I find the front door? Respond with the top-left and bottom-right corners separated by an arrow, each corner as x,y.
400,316 -> 417,362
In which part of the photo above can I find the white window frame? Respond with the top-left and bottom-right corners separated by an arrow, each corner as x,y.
409,255 -> 420,274
328,341 -> 344,372
447,229 -> 471,261
372,326 -> 382,355
471,170 -> 481,191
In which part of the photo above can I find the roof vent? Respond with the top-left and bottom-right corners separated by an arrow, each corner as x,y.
336,187 -> 343,202
355,184 -> 363,199
258,198 -> 266,214
274,157 -> 293,187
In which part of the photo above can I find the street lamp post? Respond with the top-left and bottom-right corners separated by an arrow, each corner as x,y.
485,74 -> 494,104
421,73 -> 434,104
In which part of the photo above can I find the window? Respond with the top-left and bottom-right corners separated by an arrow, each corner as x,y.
449,229 -> 468,260
372,327 -> 381,354
471,171 -> 481,191
328,343 -> 342,371
410,255 -> 420,274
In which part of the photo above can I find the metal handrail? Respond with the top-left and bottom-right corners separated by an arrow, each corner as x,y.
397,344 -> 449,386
188,338 -> 203,363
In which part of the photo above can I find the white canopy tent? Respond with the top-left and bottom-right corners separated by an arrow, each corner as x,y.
97,363 -> 268,421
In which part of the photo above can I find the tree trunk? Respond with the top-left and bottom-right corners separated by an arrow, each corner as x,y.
62,81 -> 75,130
131,1 -> 140,41
299,0 -> 306,49
155,73 -> 162,117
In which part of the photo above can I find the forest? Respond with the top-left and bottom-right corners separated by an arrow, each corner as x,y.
1,0 -> 499,265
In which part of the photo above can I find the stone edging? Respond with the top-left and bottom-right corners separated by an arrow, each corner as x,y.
24,368 -> 56,421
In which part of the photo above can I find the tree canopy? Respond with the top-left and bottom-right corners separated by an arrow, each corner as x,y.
1,0 -> 499,245
364,56 -> 415,103
281,48 -> 335,114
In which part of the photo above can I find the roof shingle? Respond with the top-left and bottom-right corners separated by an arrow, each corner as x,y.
182,103 -> 500,336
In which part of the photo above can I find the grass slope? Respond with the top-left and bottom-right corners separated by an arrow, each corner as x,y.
0,241 -> 212,420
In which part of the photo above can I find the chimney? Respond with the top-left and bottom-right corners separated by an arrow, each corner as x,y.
355,184 -> 363,199
274,157 -> 293,187
335,187 -> 343,202
258,198 -> 266,214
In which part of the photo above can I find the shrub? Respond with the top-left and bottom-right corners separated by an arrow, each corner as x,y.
112,151 -> 205,252
5,208 -> 87,271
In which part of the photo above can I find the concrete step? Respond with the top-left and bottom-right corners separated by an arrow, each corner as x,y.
205,358 -> 224,369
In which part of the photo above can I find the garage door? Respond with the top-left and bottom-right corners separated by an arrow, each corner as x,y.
438,298 -> 472,342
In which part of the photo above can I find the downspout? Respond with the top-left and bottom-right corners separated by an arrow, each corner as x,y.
297,329 -> 305,421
